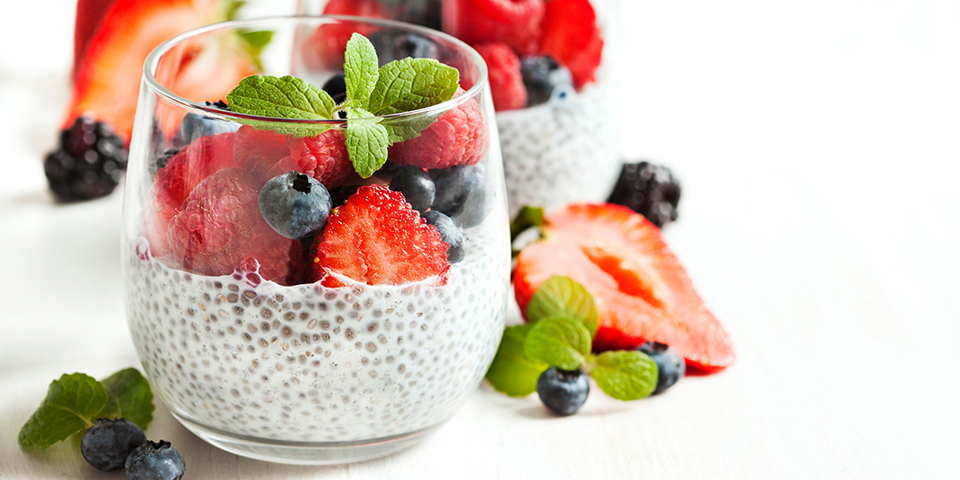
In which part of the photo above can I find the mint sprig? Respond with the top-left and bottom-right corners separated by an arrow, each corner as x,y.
510,205 -> 544,242
19,369 -> 154,450
485,276 -> 660,403
225,32 -> 460,178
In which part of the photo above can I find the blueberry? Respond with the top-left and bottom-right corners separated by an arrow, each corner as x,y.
430,164 -> 494,229
637,341 -> 685,394
322,73 -> 347,104
80,418 -> 146,471
125,440 -> 185,480
396,0 -> 442,30
258,171 -> 333,239
368,31 -> 439,65
422,210 -> 465,263
390,165 -> 436,212
520,55 -> 574,107
536,367 -> 589,416
175,100 -> 239,147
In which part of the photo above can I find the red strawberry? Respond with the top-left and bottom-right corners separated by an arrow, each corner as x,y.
473,43 -> 527,111
73,0 -> 118,79
514,204 -> 736,372
388,88 -> 488,169
449,0 -> 544,57
167,168 -> 305,285
310,185 -> 450,287
305,0 -> 388,69
539,0 -> 604,89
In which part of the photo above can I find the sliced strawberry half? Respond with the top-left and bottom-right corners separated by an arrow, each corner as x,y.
73,0 -> 118,78
539,0 -> 604,89
310,185 -> 450,287
514,204 -> 735,372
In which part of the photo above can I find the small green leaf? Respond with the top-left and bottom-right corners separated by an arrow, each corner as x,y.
345,108 -> 390,178
485,325 -> 549,397
527,276 -> 599,339
524,316 -> 592,370
223,0 -> 245,21
510,205 -> 544,242
344,33 -> 380,107
227,74 -> 336,120
99,368 -> 154,430
366,58 -> 460,115
592,351 -> 659,401
237,29 -> 274,70
18,373 -> 107,450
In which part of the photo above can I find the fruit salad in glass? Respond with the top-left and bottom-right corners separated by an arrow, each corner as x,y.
298,0 -> 621,216
122,16 -> 510,464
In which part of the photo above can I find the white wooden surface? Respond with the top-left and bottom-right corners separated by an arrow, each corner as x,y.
2,0 -> 960,478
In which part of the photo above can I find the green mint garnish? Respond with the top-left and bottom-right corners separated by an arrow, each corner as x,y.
591,351 -> 659,401
225,32 -> 460,179
345,108 -> 390,177
484,324 -> 548,397
237,29 -> 274,71
510,205 -> 544,242
366,58 -> 461,115
523,316 -> 592,371
18,369 -> 155,450
526,275 -> 599,338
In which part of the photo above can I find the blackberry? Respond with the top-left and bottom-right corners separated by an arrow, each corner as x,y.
43,116 -> 127,202
607,161 -> 681,228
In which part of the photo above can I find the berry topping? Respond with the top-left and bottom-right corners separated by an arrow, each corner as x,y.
388,88 -> 487,169
607,161 -> 681,228
422,210 -> 466,263
536,367 -> 589,416
174,100 -> 239,147
307,0 -> 388,68
520,55 -> 574,107
637,341 -> 685,395
449,0 -> 544,57
539,0 -> 604,88
396,0 -> 443,30
473,43 -> 527,111
389,165 -> 436,212
43,116 -> 127,202
80,418 -> 146,472
233,125 -> 290,174
124,440 -> 185,480
258,171 -> 333,239
321,73 -> 347,104
514,204 -> 736,371
167,168 -> 305,285
368,31 -> 440,65
431,164 -> 494,229
310,185 -> 450,287
276,129 -> 351,187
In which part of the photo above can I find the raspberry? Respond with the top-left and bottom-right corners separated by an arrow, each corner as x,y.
388,88 -> 488,169
540,0 -> 604,88
473,43 -> 527,111
305,0 -> 388,69
167,168 -> 305,285
449,0 -> 544,56
233,125 -> 289,180
309,185 -> 450,287
275,129 -> 351,188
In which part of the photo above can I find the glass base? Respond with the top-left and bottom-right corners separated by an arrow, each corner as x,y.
172,412 -> 443,465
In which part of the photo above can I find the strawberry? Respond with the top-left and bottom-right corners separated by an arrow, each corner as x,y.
310,185 -> 450,287
73,0 -> 118,79
514,204 -> 735,372
449,0 -> 544,57
473,43 -> 527,111
539,0 -> 604,89
388,88 -> 488,169
167,168 -> 305,285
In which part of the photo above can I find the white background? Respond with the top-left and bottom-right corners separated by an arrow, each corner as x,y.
2,0 -> 959,478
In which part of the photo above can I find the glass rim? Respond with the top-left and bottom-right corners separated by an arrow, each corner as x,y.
142,15 -> 489,123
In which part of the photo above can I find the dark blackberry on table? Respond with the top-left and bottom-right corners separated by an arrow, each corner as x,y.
607,161 -> 681,228
43,116 -> 128,202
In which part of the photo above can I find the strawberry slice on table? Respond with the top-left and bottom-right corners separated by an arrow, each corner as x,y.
73,0 -> 118,79
539,0 -> 604,89
514,204 -> 736,372
310,185 -> 450,287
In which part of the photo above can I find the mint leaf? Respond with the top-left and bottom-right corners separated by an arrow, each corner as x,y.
526,276 -> 600,338
510,205 -> 544,242
344,33 -> 380,107
366,58 -> 460,115
485,325 -> 549,396
99,368 -> 154,430
524,316 -> 592,371
237,29 -> 273,70
592,351 -> 659,401
18,373 -> 107,450
226,75 -> 337,137
381,114 -> 437,144
345,108 -> 389,178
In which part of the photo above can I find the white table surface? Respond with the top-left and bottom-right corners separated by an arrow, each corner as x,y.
3,0 -> 960,478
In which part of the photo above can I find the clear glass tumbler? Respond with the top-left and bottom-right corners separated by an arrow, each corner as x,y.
122,16 -> 510,465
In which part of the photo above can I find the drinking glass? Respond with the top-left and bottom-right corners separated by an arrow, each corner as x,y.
122,16 -> 509,465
